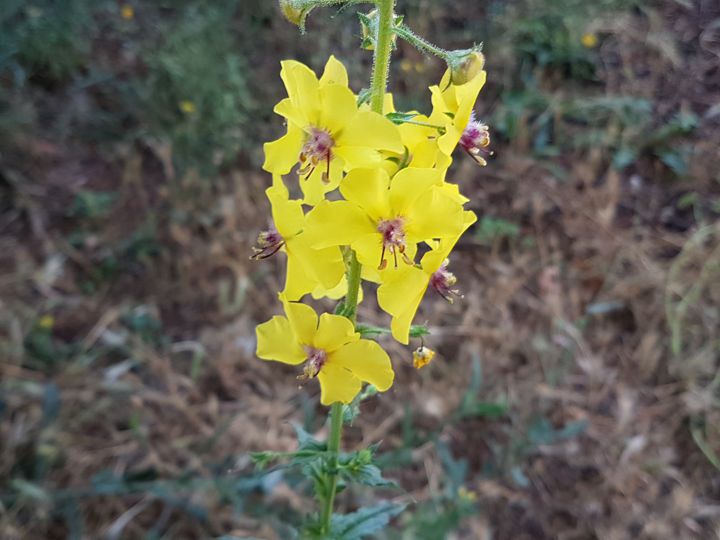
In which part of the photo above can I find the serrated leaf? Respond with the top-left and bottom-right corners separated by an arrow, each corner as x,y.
329,502 -> 407,539
292,423 -> 326,452
342,463 -> 397,488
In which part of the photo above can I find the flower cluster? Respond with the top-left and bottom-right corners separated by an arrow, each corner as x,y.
255,55 -> 488,405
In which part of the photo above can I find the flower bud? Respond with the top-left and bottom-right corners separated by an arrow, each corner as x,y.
413,346 -> 436,370
279,0 -> 307,27
449,50 -> 485,85
358,10 -> 401,51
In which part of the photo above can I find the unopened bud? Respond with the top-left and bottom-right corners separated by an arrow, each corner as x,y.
279,0 -> 307,27
450,50 -> 485,85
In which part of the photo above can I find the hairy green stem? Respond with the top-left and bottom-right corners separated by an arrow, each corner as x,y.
395,23 -> 451,61
320,402 -> 344,530
369,0 -> 396,114
320,0 -> 396,533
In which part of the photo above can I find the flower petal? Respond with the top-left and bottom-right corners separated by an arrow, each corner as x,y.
282,249 -> 317,301
256,316 -> 306,364
389,167 -> 443,215
333,146 -> 384,170
405,188 -> 465,241
339,168 -> 391,222
298,157 -> 344,207
280,60 -> 320,121
274,97 -> 309,129
266,185 -> 304,238
317,362 -> 362,405
331,340 -> 394,391
288,235 -> 345,290
319,84 -> 358,135
319,55 -> 349,87
282,300 -> 318,346
337,111 -> 403,153
377,266 -> 429,344
314,313 -> 359,352
304,201 -> 376,249
263,125 -> 304,174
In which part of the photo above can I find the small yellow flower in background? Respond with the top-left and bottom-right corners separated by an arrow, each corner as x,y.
303,167 -> 465,273
120,4 -> 134,20
256,300 -> 394,405
582,32 -> 599,48
252,179 -> 345,301
179,100 -> 196,114
263,56 -> 403,206
412,346 -> 435,369
458,486 -> 478,502
38,314 -> 55,330
400,59 -> 414,73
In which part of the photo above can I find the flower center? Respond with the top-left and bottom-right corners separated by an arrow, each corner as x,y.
430,259 -> 462,303
298,127 -> 335,183
459,112 -> 492,166
299,346 -> 327,380
250,227 -> 284,260
377,217 -> 413,270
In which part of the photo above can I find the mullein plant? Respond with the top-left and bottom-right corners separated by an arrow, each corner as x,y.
251,0 -> 491,537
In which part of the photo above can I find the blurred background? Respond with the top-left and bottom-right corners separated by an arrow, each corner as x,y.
1,0 -> 719,538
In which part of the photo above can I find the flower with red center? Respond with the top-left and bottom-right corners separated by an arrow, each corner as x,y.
256,300 -> 394,405
377,211 -> 476,344
263,57 -> 403,206
303,167 -> 466,274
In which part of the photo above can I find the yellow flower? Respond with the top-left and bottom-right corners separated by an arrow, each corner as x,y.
256,301 -> 395,405
581,33 -> 599,48
179,100 -> 196,114
263,56 -> 403,206
252,178 -> 345,301
412,346 -> 435,369
120,4 -> 134,20
38,315 -> 55,330
377,211 -> 476,343
427,68 -> 487,172
303,167 -> 466,273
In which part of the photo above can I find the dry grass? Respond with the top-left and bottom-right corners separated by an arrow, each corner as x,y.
2,0 -> 720,538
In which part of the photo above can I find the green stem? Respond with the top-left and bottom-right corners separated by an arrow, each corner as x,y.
395,23 -> 451,61
369,0 -> 396,114
320,402 -> 344,530
319,0 -> 396,533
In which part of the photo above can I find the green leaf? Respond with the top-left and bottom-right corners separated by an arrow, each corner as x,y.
386,111 -> 419,125
341,463 -> 397,488
293,423 -> 326,452
329,502 -> 407,539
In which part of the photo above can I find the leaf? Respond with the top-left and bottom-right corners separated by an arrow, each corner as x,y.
329,502 -> 407,539
341,463 -> 397,488
292,423 -> 326,452
385,111 -> 419,125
